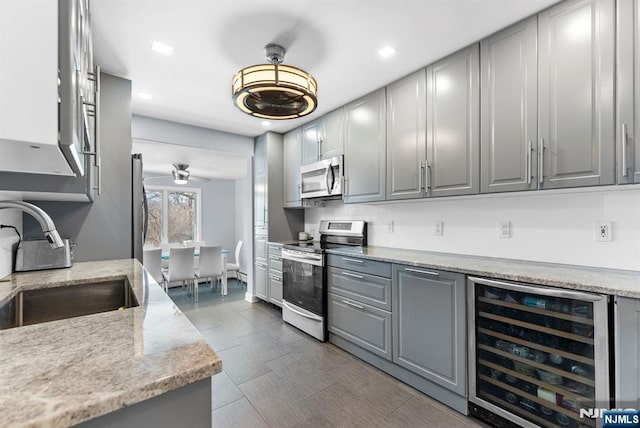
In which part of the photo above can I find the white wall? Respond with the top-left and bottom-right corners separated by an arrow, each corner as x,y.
305,186 -> 640,271
0,193 -> 21,278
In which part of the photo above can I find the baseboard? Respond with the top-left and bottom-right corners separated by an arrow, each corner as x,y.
245,292 -> 259,303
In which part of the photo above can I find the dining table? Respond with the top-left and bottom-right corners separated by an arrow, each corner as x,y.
161,248 -> 229,296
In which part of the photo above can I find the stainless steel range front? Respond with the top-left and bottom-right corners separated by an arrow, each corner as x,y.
281,220 -> 367,341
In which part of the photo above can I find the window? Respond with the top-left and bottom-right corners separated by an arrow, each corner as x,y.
144,186 -> 202,247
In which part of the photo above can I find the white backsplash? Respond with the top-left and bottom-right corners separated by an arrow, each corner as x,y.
305,186 -> 640,271
0,193 -> 22,278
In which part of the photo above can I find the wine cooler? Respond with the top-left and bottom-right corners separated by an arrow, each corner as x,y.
467,277 -> 610,428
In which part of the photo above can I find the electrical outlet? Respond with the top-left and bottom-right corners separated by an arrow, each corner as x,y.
596,221 -> 612,242
498,221 -> 511,238
388,220 -> 395,233
434,221 -> 443,236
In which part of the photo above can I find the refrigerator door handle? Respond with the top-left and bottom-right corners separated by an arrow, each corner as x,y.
142,185 -> 149,243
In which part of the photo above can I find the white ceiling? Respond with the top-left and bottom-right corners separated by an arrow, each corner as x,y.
92,0 -> 559,138
133,139 -> 248,180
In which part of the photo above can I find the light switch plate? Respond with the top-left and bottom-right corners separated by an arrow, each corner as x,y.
498,221 -> 511,238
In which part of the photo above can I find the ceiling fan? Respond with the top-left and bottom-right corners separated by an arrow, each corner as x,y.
144,163 -> 211,185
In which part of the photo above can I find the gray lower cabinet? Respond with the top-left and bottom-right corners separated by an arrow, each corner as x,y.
255,234 -> 268,265
481,16 -> 538,193
255,261 -> 268,301
426,45 -> 480,197
617,0 -> 640,184
614,296 -> 640,408
327,266 -> 391,311
269,274 -> 282,306
386,70 -> 427,201
392,265 -> 466,396
328,293 -> 392,360
283,128 -> 302,207
268,243 -> 282,306
343,88 -> 386,203
538,0 -> 615,189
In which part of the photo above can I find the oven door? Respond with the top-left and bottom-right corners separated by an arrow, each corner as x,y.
282,250 -> 324,316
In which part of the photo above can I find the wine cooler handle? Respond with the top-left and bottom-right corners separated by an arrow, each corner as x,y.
468,276 -> 606,302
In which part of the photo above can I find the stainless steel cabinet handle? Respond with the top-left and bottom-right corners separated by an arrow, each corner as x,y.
341,271 -> 364,279
526,140 -> 533,185
341,300 -> 365,310
269,275 -> 282,281
405,267 -> 439,276
426,163 -> 432,190
341,257 -> 364,264
622,123 -> 629,178
538,138 -> 545,186
419,160 -> 425,191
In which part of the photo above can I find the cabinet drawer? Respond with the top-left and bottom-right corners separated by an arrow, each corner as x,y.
269,254 -> 282,272
269,274 -> 282,307
268,244 -> 282,256
328,293 -> 392,361
327,266 -> 391,311
327,254 -> 391,278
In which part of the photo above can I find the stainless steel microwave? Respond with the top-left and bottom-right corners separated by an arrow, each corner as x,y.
300,155 -> 343,199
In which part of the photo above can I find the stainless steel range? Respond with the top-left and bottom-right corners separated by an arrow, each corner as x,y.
281,220 -> 367,341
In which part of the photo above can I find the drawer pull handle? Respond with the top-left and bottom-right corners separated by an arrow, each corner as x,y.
269,275 -> 282,281
341,257 -> 364,264
405,268 -> 439,276
341,300 -> 365,310
341,271 -> 364,279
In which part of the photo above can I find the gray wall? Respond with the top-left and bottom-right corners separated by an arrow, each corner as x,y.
145,177 -> 236,254
23,73 -> 133,262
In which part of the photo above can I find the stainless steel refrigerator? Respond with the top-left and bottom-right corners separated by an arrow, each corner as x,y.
131,153 -> 147,263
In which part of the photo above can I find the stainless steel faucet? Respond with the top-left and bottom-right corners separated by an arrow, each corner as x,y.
0,201 -> 64,248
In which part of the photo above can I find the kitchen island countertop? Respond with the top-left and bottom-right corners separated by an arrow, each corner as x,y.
326,246 -> 640,298
0,259 -> 221,427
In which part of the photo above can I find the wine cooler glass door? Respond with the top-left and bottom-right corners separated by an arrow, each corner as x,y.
467,277 -> 609,428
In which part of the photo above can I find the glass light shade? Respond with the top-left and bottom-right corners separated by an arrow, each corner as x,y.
232,63 -> 318,119
172,169 -> 189,185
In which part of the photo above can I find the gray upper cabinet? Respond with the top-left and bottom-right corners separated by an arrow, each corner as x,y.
301,108 -> 344,165
392,265 -> 466,396
481,17 -> 539,193
426,45 -> 480,197
386,70 -> 427,201
343,88 -> 387,203
283,128 -> 302,207
617,0 -> 640,184
254,134 -> 267,227
538,0 -> 615,189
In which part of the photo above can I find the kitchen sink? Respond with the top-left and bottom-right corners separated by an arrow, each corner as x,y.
0,279 -> 139,330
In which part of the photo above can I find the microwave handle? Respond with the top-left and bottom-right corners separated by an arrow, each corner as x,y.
325,165 -> 332,195
330,163 -> 336,192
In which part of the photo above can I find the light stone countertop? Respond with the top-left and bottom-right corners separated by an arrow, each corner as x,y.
0,259 -> 221,428
326,246 -> 640,298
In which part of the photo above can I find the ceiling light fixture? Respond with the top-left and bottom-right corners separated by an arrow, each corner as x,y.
137,92 -> 153,100
151,40 -> 174,55
172,163 -> 190,185
232,43 -> 318,120
378,45 -> 398,58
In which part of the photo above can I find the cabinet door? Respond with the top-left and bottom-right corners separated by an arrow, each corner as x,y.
320,108 -> 344,160
614,296 -> 640,408
328,293 -> 392,360
254,135 -> 267,226
269,275 -> 282,306
426,45 -> 480,197
481,17 -> 538,193
255,262 -> 268,301
538,0 -> 615,188
617,0 -> 640,183
392,265 -> 466,396
301,120 -> 321,164
386,70 -> 427,201
254,235 -> 268,265
283,128 -> 302,207
343,88 -> 387,203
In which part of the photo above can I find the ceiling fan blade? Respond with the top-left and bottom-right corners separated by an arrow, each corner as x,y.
143,175 -> 171,180
189,176 -> 211,183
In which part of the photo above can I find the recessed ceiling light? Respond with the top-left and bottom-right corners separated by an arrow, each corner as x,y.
151,40 -> 174,55
378,46 -> 398,58
137,92 -> 153,100
261,121 -> 271,127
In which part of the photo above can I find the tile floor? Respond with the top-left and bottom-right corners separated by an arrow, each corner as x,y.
169,280 -> 484,428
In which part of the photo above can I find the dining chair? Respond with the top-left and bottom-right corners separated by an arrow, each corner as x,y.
225,240 -> 243,283
143,248 -> 165,291
196,245 -> 223,299
163,246 -> 197,300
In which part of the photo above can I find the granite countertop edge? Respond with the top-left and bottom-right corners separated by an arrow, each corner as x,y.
326,246 -> 640,298
0,259 -> 222,428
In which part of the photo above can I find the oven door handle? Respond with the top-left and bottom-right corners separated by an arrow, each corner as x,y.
283,301 -> 323,322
